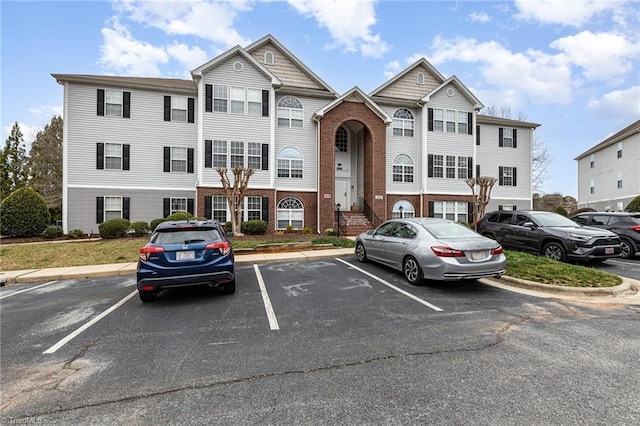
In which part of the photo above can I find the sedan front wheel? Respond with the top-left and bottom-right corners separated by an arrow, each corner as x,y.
403,256 -> 423,285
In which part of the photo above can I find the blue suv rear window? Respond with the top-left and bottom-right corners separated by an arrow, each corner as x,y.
152,228 -> 221,244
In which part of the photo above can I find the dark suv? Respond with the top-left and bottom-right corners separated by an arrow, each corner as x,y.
476,210 -> 622,262
570,212 -> 640,259
136,219 -> 235,302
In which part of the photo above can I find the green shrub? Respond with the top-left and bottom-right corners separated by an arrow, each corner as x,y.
285,225 -> 295,233
166,211 -> 194,221
553,206 -> 568,217
223,222 -> 232,234
241,219 -> 267,235
98,218 -> 131,239
68,229 -> 85,239
0,187 -> 51,237
302,226 -> 313,234
130,221 -> 150,237
43,225 -> 64,238
150,218 -> 167,231
625,195 -> 640,212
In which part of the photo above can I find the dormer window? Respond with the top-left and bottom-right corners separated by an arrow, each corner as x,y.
264,51 -> 274,65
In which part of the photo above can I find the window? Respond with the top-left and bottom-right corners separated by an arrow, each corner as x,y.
590,154 -> 595,168
417,72 -> 425,85
457,111 -> 468,134
277,197 -> 303,229
429,154 -> 444,178
590,179 -> 595,194
248,142 -> 261,169
617,142 -> 623,158
392,154 -> 414,183
501,205 -> 516,212
163,198 -> 194,217
499,128 -> 517,148
230,141 -> 244,167
164,96 -> 194,123
499,166 -> 516,186
617,173 -> 623,189
431,201 -> 469,222
457,156 -> 469,179
446,156 -> 456,178
163,146 -> 194,173
248,88 -> 262,116
277,147 -> 303,178
212,196 -> 227,223
446,110 -> 456,133
106,90 -> 123,117
97,143 -> 130,170
96,196 -> 130,223
170,198 -> 187,215
277,96 -> 303,128
335,126 -> 348,152
230,86 -> 245,114
247,196 -> 262,220
428,108 -> 444,132
214,84 -> 228,112
393,109 -> 414,137
392,200 -> 415,219
264,51 -> 274,65
213,140 -> 227,167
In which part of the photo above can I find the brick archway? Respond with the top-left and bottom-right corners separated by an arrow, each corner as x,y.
318,102 -> 387,233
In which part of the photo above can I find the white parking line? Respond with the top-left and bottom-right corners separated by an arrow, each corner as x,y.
0,281 -> 58,300
337,258 -> 443,312
43,289 -> 138,354
254,264 -> 280,330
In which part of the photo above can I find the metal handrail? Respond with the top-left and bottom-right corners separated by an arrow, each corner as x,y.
362,198 -> 382,227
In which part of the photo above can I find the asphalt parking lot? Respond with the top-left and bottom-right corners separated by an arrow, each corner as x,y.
2,255 -> 640,424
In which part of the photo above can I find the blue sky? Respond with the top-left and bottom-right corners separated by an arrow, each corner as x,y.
2,0 -> 639,198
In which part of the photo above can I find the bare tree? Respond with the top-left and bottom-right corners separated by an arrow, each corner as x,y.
216,166 -> 255,236
466,176 -> 497,227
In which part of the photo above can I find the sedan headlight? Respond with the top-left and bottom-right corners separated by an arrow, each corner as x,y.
566,232 -> 591,242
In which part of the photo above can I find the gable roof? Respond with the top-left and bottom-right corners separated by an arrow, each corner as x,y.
421,76 -> 484,110
312,86 -> 392,124
369,58 -> 445,98
51,74 -> 197,94
245,34 -> 337,96
574,119 -> 640,160
476,114 -> 541,129
190,44 -> 281,87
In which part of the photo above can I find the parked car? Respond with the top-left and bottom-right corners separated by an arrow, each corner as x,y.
355,218 -> 506,285
136,219 -> 235,302
570,212 -> 640,259
476,210 -> 622,262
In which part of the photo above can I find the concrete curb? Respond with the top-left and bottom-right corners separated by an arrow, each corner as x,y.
486,275 -> 639,297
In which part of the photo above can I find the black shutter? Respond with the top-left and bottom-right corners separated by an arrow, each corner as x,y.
96,197 -> 104,223
428,108 -> 434,131
123,91 -> 131,118
476,164 -> 480,178
428,201 -> 435,217
499,166 -> 504,185
187,198 -> 194,215
467,202 -> 474,222
499,128 -> 504,147
123,197 -> 130,220
164,96 -> 171,121
164,147 -> 171,172
513,129 -> 518,148
499,205 -> 504,211
123,144 -> 130,170
204,196 -> 212,219
512,205 -> 517,211
187,97 -> 195,123
468,157 -> 473,178
163,198 -> 170,218
428,154 -> 434,177
467,112 -> 473,135
262,90 -> 269,117
97,89 -> 105,116
205,84 -> 213,112
187,148 -> 194,173
96,143 -> 104,169
261,197 -> 269,222
261,144 -> 269,170
205,140 -> 212,168
476,125 -> 480,145
513,167 -> 517,186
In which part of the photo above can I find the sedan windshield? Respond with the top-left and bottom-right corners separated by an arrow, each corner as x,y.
421,222 -> 480,239
529,212 -> 577,227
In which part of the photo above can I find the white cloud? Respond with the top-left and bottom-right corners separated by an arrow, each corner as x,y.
287,0 -> 389,58
99,19 -> 169,76
167,43 -> 209,74
587,85 -> 640,121
112,0 -> 251,47
550,31 -> 639,82
469,11 -> 491,23
28,105 -> 63,120
383,61 -> 401,79
514,0 -> 621,27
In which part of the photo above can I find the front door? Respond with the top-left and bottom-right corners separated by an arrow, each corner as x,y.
335,179 -> 349,210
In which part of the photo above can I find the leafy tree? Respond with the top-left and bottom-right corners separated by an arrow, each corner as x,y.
466,176 -> 497,227
0,122 -> 29,200
216,166 -> 255,236
626,195 -> 640,212
27,116 -> 63,211
0,187 -> 51,237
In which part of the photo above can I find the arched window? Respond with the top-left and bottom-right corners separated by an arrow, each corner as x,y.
393,108 -> 414,137
277,197 -> 304,229
277,147 -> 303,178
264,51 -> 274,65
277,96 -> 303,128
416,72 -> 425,85
393,200 -> 415,219
335,126 -> 348,152
392,154 -> 414,183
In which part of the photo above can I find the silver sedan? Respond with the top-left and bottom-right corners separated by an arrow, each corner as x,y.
355,217 -> 506,284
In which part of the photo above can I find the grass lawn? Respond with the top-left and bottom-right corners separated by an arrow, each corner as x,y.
0,237 -> 622,288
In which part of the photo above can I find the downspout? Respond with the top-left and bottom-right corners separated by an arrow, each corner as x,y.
313,114 -> 321,234
61,80 -> 69,234
418,99 -> 427,217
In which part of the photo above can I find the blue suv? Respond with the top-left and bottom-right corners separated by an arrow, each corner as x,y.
136,220 -> 235,302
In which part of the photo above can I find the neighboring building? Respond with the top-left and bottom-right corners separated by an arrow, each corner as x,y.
533,193 -> 578,213
575,119 -> 640,211
53,34 -> 539,235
